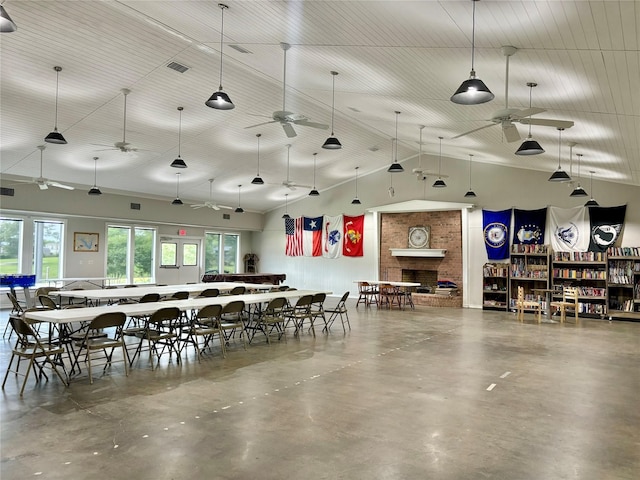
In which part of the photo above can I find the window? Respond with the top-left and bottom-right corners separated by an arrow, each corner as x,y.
205,232 -> 239,274
183,243 -> 198,266
33,220 -> 63,282
107,225 -> 156,285
0,218 -> 23,274
161,242 -> 177,267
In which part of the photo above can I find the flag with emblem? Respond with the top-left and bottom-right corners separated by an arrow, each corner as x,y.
588,205 -> 626,253
285,217 -> 304,256
343,214 -> 364,257
322,214 -> 343,258
549,206 -> 590,252
482,209 -> 511,260
303,216 -> 323,256
513,208 -> 547,244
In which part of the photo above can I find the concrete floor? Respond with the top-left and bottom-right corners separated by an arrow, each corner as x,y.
1,302 -> 639,479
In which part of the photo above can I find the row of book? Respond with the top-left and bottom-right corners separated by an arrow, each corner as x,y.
483,263 -> 509,277
511,244 -> 549,254
552,269 -> 607,280
552,251 -> 605,262
607,247 -> 640,257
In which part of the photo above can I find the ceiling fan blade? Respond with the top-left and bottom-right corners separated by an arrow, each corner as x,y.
294,120 -> 329,130
282,123 -> 297,138
502,123 -> 521,143
218,205 -> 233,210
452,123 -> 497,139
48,181 -> 74,190
245,120 -> 278,129
518,118 -> 575,129
512,107 -> 546,119
191,204 -> 206,209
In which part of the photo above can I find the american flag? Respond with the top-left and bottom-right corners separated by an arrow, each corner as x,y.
285,217 -> 304,256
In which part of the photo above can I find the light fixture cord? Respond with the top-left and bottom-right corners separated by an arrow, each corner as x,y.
93,157 -> 98,187
53,67 -> 60,130
438,136 -> 443,176
176,173 -> 181,197
470,0 -> 477,73
418,126 -> 423,169
557,129 -> 562,169
256,134 -> 261,175
312,152 -> 317,188
237,185 -> 241,207
330,72 -> 336,135
355,167 -> 359,198
576,154 -> 581,181
122,91 -> 128,145
218,4 -> 227,90
527,85 -> 533,137
468,154 -> 473,189
394,111 -> 400,162
285,193 -> 288,213
177,107 -> 182,157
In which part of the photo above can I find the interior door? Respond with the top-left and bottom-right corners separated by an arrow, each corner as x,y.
156,236 -> 202,285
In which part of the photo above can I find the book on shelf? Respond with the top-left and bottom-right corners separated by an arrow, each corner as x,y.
511,244 -> 548,254
552,251 -> 605,262
607,246 -> 640,257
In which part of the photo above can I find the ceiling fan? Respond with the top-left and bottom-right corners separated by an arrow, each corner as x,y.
453,46 -> 574,143
191,179 -> 233,210
14,145 -> 75,190
273,144 -> 312,190
93,88 -> 140,153
244,42 -> 329,138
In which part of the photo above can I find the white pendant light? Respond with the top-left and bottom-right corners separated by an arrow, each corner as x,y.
88,157 -> 102,195
351,166 -> 361,204
205,3 -> 235,110
387,111 -> 404,173
548,128 -> 571,182
45,66 -> 67,144
171,173 -> 183,205
450,0 -> 494,105
251,133 -> 264,185
433,137 -> 447,188
0,4 -> 18,32
309,152 -> 320,196
235,184 -> 244,213
515,82 -> 545,155
170,107 -> 187,168
464,154 -> 476,197
322,71 -> 342,149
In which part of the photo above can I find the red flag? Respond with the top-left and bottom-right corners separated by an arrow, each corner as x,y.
343,214 -> 364,256
303,216 -> 322,256
285,217 -> 304,256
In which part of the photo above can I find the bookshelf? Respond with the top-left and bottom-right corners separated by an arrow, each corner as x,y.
551,251 -> 608,317
483,263 -> 509,311
509,244 -> 550,312
607,247 -> 640,317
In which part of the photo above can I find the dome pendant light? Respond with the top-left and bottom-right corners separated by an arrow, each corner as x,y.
433,137 -> 447,188
388,111 -> 404,172
351,166 -> 361,205
251,133 -> 264,184
309,152 -> 320,196
235,184 -> 244,213
205,4 -> 235,110
0,4 -> 18,32
570,153 -> 588,197
548,128 -> 571,182
450,0 -> 494,105
170,107 -> 187,168
464,154 -> 477,197
88,157 -> 102,195
171,173 -> 183,205
282,193 -> 291,219
585,171 -> 599,206
515,82 -> 545,155
45,66 -> 67,144
322,71 -> 342,149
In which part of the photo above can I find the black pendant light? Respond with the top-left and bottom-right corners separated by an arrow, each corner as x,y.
585,171 -> 599,206
515,83 -> 545,155
251,133 -> 264,184
388,111 -> 404,173
548,128 -> 571,182
351,166 -> 361,204
171,173 -> 183,205
322,71 -> 342,149
282,193 -> 291,219
433,137 -> 447,188
45,66 -> 67,144
570,153 -> 588,197
88,157 -> 102,195
235,184 -> 244,213
0,4 -> 18,32
464,154 -> 477,197
309,152 -> 320,196
450,0 -> 494,105
205,3 -> 235,110
170,107 -> 187,168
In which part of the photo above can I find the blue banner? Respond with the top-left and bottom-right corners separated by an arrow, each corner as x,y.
483,209 -> 512,260
513,208 -> 547,244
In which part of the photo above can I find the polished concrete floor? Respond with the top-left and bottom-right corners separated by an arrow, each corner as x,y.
1,302 -> 639,479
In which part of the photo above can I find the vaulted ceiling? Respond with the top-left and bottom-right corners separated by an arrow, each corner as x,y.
1,1 -> 638,212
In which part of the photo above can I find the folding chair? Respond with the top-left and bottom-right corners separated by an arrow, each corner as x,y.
253,297 -> 288,344
181,304 -> 226,361
284,294 -> 314,336
309,292 -> 327,336
356,282 -> 378,307
219,300 -> 247,351
132,307 -> 182,370
324,291 -> 351,333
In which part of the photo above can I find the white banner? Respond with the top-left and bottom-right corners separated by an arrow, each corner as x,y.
322,215 -> 343,258
548,206 -> 590,252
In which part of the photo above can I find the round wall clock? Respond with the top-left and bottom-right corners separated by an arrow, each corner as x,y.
408,226 -> 430,249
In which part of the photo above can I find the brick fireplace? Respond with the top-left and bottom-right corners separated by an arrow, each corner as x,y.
379,210 -> 463,307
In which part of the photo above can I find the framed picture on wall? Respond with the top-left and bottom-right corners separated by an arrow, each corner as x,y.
73,232 -> 99,252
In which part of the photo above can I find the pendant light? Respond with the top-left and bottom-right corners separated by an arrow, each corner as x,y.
0,3 -> 17,32
388,111 -> 404,173
205,3 -> 235,110
570,153 -> 588,197
450,0 -> 494,105
351,166 -> 361,204
88,157 -> 102,195
251,133 -> 264,184
548,128 -> 571,182
45,66 -> 67,144
322,71 -> 342,149
515,82 -> 545,155
309,152 -> 320,196
282,193 -> 291,219
170,107 -> 187,168
464,154 -> 477,197
585,171 -> 599,206
235,184 -> 244,213
433,137 -> 447,188
171,173 -> 183,205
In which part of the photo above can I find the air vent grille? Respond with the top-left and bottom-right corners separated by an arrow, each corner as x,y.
130,203 -> 141,210
1,187 -> 15,196
167,62 -> 189,73
223,214 -> 231,220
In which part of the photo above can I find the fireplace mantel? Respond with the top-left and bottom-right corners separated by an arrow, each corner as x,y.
390,248 -> 446,258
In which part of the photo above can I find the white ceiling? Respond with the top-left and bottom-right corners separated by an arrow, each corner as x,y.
1,1 -> 638,213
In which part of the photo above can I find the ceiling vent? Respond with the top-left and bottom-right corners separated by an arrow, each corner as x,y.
167,62 -> 189,73
1,187 -> 15,197
223,213 -> 231,220
130,202 -> 141,210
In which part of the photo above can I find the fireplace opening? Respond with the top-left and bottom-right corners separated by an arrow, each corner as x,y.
402,269 -> 438,293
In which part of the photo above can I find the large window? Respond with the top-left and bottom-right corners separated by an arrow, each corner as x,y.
205,232 -> 239,274
33,220 -> 63,282
0,218 -> 23,274
107,225 -> 156,285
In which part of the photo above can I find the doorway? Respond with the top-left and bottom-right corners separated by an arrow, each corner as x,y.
156,236 -> 202,285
